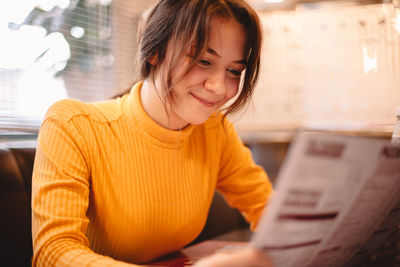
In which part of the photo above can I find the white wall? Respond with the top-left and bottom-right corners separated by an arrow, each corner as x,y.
233,3 -> 400,134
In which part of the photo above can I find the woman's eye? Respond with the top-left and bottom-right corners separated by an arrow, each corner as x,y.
198,59 -> 211,66
228,68 -> 242,77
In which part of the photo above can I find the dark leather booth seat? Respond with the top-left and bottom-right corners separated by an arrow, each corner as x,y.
0,141 -> 36,267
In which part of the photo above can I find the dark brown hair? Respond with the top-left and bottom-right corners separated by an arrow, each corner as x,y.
136,0 -> 262,118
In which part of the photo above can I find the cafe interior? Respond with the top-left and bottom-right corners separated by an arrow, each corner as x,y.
1,0 -> 399,266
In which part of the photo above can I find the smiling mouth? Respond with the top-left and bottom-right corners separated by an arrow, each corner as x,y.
190,93 -> 218,107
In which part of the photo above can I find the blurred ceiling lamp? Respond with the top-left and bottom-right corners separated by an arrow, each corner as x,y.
264,0 -> 285,2
248,0 -> 287,11
70,26 -> 85,39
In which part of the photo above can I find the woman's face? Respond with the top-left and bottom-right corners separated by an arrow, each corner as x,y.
165,18 -> 247,128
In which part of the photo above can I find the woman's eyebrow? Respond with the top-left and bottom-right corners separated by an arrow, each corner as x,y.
207,47 -> 247,65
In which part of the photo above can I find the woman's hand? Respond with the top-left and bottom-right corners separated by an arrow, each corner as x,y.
192,246 -> 273,267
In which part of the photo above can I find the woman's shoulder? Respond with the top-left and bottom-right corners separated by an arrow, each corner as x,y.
44,99 -> 87,122
43,98 -> 123,124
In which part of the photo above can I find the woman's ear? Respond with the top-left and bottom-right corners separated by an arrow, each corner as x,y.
148,52 -> 158,65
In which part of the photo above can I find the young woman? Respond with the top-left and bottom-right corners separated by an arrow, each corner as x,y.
31,0 -> 274,266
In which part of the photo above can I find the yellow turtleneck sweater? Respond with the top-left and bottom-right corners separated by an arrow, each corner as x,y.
31,82 -> 273,266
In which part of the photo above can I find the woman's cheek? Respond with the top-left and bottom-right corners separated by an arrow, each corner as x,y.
171,57 -> 195,83
227,80 -> 240,100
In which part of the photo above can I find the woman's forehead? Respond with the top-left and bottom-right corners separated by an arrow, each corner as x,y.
205,18 -> 247,61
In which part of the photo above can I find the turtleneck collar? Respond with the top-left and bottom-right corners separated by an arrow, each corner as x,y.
124,81 -> 195,148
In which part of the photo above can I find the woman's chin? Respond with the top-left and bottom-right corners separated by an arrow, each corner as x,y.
187,118 -> 209,126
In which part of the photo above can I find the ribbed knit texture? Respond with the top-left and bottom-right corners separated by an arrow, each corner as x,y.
31,82 -> 273,266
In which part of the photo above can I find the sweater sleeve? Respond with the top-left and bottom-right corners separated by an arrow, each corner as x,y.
31,114 -> 138,267
216,120 -> 274,231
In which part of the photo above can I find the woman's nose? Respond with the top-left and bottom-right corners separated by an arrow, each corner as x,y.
204,70 -> 225,95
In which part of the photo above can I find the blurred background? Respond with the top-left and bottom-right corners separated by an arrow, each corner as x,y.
0,0 -> 399,142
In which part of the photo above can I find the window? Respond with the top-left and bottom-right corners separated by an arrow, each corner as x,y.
0,0 -> 155,133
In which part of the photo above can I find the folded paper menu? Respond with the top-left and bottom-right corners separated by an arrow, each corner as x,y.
253,131 -> 400,266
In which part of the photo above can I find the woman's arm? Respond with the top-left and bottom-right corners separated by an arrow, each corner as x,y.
217,119 -> 274,230
32,111 -> 135,267
192,120 -> 274,267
